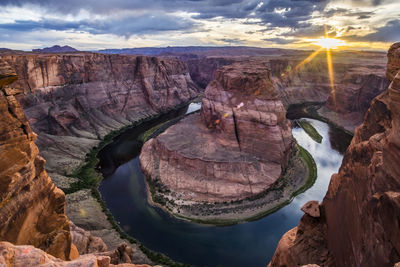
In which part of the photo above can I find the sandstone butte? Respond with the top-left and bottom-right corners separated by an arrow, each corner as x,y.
0,52 -> 199,187
268,42 -> 400,267
140,62 -> 297,217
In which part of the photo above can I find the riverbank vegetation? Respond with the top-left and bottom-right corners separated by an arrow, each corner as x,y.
296,119 -> 323,143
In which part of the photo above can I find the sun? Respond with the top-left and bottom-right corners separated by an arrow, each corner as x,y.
311,37 -> 346,49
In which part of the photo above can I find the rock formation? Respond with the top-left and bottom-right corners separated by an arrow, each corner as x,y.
0,241 -> 155,267
0,60 -> 71,260
140,61 -> 297,218
0,52 -> 199,182
269,42 -> 400,267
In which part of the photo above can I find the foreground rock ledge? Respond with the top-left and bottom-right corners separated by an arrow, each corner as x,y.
268,42 -> 400,267
140,62 -> 311,221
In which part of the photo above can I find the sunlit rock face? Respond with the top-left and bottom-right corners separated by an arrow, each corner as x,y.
140,62 -> 293,203
0,60 -> 71,260
269,42 -> 400,267
0,53 -> 199,182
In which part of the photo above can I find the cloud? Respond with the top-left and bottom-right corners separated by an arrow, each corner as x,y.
0,0 -> 328,30
254,0 -> 329,28
217,37 -> 245,45
343,20 -> 400,42
0,14 -> 198,37
323,8 -> 375,19
263,37 -> 296,44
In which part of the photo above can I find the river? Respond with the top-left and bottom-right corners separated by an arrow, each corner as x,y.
98,103 -> 352,267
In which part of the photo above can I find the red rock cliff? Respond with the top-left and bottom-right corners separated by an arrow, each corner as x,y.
0,53 -> 199,183
269,43 -> 400,267
0,60 -> 71,260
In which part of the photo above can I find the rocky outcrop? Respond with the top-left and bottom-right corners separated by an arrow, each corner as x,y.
0,60 -> 71,259
269,43 -> 400,267
0,241 -> 155,267
140,61 -> 298,219
0,52 -> 199,181
70,222 -> 107,255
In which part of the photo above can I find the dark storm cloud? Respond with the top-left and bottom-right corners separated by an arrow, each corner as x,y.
0,14 -> 197,36
323,8 -> 375,18
343,20 -> 400,42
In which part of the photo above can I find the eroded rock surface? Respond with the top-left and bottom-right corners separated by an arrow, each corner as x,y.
141,62 -> 294,207
0,52 -> 199,180
0,241 -> 154,267
0,60 -> 71,260
269,42 -> 400,267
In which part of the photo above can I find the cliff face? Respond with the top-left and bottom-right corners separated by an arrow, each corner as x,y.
184,56 -> 238,88
0,60 -> 71,259
269,43 -> 400,267
0,53 -> 199,181
140,62 -> 294,205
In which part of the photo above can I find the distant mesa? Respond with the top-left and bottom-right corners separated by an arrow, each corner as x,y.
32,45 -> 79,53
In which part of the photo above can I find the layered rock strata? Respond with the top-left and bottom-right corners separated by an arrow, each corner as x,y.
269,42 -> 400,267
0,60 -> 71,259
140,62 -> 302,220
0,52 -> 199,181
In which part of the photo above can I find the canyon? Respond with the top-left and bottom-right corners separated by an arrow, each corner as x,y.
269,42 -> 400,267
101,47 -> 388,132
0,43 -> 396,267
0,52 -> 201,266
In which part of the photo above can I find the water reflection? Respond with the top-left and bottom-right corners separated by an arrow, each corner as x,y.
99,114 -> 350,267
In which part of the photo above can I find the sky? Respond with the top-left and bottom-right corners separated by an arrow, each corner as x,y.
0,0 -> 399,51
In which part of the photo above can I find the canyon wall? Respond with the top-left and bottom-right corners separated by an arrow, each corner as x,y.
269,43 -> 400,267
270,51 -> 389,132
0,60 -> 71,260
0,52 -> 199,186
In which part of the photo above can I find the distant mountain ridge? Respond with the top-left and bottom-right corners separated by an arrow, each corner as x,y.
32,45 -> 78,53
97,46 -> 297,57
